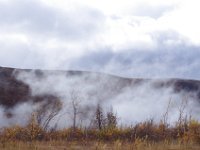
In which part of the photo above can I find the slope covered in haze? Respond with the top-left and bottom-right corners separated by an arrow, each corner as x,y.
0,66 -> 200,127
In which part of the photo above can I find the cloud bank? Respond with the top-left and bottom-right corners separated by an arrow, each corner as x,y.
0,0 -> 200,79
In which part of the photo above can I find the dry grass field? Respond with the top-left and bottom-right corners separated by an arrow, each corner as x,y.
0,140 -> 200,150
1,101 -> 200,150
1,119 -> 200,150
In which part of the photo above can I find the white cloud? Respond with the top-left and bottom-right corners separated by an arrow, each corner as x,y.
0,0 -> 200,78
158,0 -> 200,45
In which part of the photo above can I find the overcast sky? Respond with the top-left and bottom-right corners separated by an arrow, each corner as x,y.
0,0 -> 200,79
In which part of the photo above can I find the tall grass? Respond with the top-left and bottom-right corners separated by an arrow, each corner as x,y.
0,140 -> 199,150
1,99 -> 200,149
1,117 -> 200,143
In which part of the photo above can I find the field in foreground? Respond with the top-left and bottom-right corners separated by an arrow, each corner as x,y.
0,141 -> 200,150
1,118 -> 200,150
1,104 -> 200,150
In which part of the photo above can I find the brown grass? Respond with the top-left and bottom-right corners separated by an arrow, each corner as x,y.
1,116 -> 200,149
0,140 -> 200,150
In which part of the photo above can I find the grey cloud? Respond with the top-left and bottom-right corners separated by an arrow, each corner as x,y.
0,40 -> 45,69
69,49 -> 114,70
0,0 -> 199,81
0,0 -> 105,40
70,31 -> 200,79
150,30 -> 190,48
0,0 -> 106,69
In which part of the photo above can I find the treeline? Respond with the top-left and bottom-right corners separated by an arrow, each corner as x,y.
1,94 -> 200,145
1,100 -> 200,144
1,114 -> 200,144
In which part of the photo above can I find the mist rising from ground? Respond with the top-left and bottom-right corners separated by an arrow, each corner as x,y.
1,69 -> 200,128
0,71 -> 194,127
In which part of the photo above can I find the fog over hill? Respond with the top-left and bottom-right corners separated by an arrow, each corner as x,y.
1,66 -> 200,128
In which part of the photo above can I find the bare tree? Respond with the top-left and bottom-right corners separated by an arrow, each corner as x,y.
69,90 -> 83,131
94,104 -> 105,130
162,98 -> 172,126
35,98 -> 63,131
106,107 -> 117,129
178,97 -> 188,127
176,96 -> 189,138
